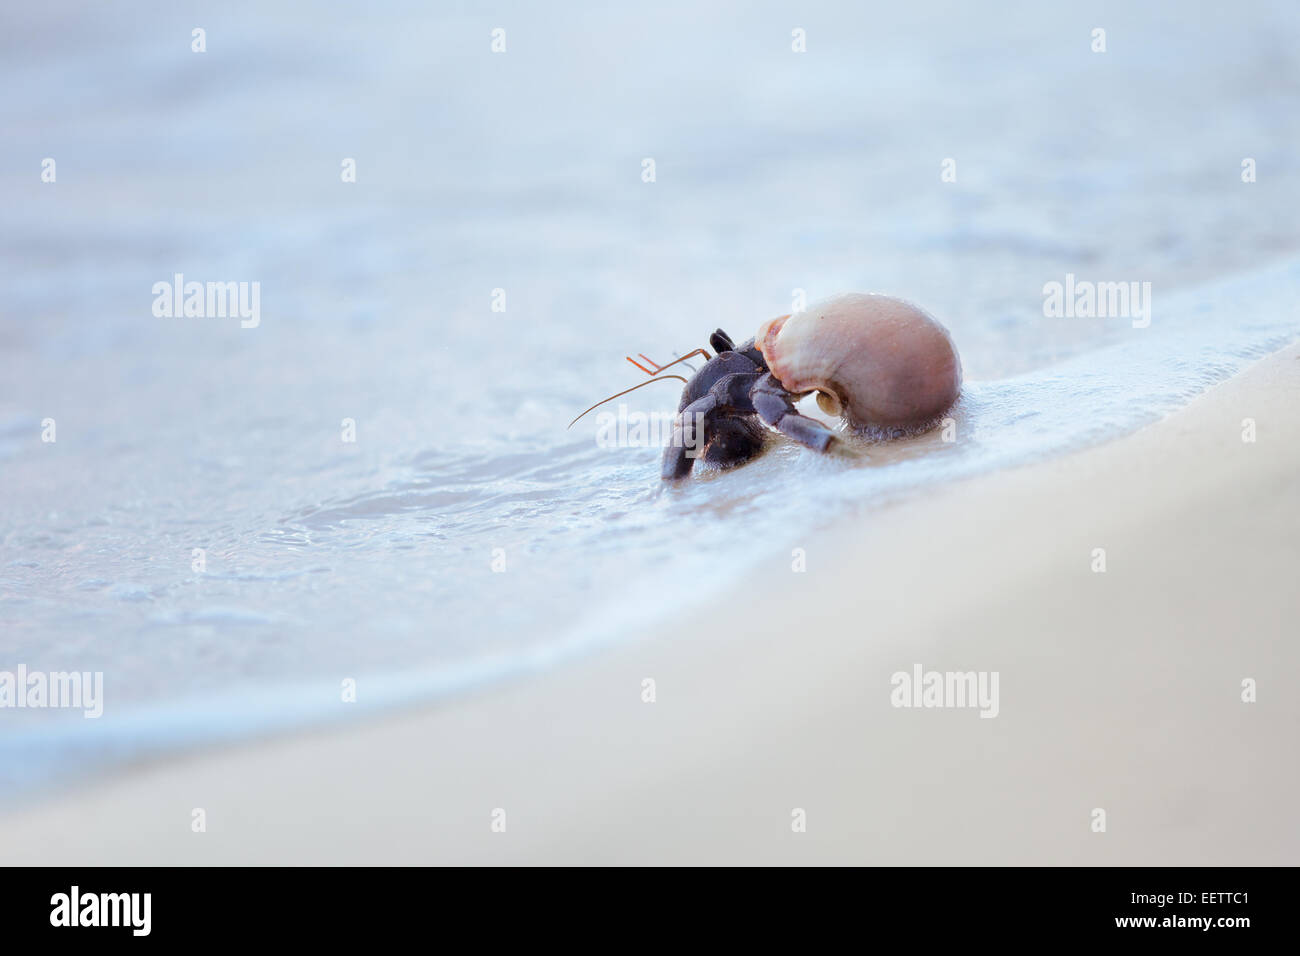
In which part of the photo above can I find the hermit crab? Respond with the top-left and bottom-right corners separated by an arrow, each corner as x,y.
570,294 -> 962,480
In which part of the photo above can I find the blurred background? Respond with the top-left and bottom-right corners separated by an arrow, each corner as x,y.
2,0 -> 1298,800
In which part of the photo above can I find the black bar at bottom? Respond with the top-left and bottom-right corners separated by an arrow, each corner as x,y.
0,866 -> 1281,942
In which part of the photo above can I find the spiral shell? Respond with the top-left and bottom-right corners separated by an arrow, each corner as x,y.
755,294 -> 962,428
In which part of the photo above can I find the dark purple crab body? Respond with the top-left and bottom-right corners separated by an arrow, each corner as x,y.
661,329 -> 835,480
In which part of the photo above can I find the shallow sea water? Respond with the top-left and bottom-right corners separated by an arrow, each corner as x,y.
1,0 -> 1298,797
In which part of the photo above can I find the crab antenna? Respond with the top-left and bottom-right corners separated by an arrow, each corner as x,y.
626,348 -> 712,377
671,350 -> 701,374
567,375 -> 689,429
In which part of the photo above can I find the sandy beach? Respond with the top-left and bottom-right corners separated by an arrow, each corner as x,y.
3,343 -> 1296,866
